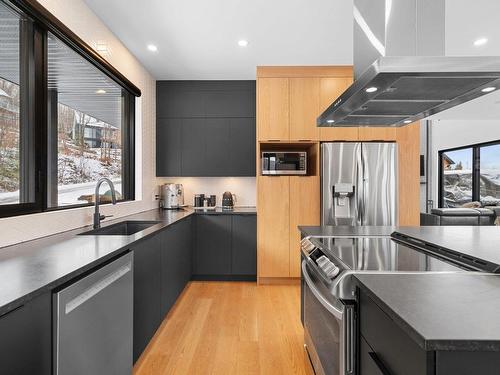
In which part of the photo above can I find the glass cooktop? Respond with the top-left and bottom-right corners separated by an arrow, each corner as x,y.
317,237 -> 465,272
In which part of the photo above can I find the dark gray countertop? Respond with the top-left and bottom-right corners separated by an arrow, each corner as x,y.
354,273 -> 500,351
299,225 -> 395,237
394,226 -> 500,267
190,206 -> 257,215
0,207 -> 255,315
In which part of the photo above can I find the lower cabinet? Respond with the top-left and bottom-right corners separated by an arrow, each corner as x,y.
133,234 -> 162,362
0,293 -> 51,375
231,215 -> 257,275
193,214 -> 257,280
358,288 -> 500,375
160,216 -> 192,317
194,215 -> 232,276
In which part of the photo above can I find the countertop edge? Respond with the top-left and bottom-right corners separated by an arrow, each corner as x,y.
354,275 -> 500,352
0,207 -> 257,315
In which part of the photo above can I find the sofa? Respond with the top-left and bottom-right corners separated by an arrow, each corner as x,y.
420,208 -> 499,226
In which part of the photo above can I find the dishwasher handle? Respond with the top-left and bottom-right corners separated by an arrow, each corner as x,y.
302,260 -> 344,320
65,261 -> 132,314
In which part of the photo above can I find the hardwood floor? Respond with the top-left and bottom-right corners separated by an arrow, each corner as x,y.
133,281 -> 311,375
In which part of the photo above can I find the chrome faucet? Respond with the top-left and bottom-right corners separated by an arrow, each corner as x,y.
93,177 -> 117,229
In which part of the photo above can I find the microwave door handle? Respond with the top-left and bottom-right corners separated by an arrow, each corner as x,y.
301,261 -> 343,320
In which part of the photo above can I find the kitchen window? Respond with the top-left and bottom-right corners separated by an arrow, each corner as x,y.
439,141 -> 500,208
0,0 -> 139,217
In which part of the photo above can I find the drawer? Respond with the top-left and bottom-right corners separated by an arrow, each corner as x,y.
359,289 -> 432,375
360,335 -> 385,375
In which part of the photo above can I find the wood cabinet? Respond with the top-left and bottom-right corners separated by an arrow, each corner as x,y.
257,175 -> 320,280
257,77 -> 290,140
0,293 -> 51,375
358,127 -> 397,141
319,77 -> 359,141
289,176 -> 320,277
290,77 -> 320,141
257,176 -> 291,278
397,122 -> 420,225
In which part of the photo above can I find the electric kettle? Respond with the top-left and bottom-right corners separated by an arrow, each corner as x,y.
222,191 -> 236,209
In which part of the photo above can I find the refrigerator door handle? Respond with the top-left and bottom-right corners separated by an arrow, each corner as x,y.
355,145 -> 364,226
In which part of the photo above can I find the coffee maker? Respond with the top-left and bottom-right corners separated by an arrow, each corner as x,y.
160,183 -> 185,209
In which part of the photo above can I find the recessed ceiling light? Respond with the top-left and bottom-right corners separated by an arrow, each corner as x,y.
238,40 -> 249,47
404,120 -> 412,124
474,38 -> 488,47
147,44 -> 158,52
326,119 -> 335,123
365,87 -> 378,93
481,86 -> 496,93
96,89 -> 106,94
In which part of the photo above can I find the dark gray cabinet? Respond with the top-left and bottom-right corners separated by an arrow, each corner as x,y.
358,288 -> 500,375
231,215 -> 257,275
194,215 -> 232,276
133,235 -> 162,362
0,293 -> 51,375
193,214 -> 256,280
160,216 -> 192,317
156,80 -> 256,177
156,118 -> 182,176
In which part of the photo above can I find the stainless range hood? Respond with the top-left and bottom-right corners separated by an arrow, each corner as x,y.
317,0 -> 500,127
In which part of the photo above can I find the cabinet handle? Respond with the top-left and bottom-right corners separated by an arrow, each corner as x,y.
0,304 -> 24,319
298,139 -> 312,142
368,352 -> 393,375
267,139 -> 280,142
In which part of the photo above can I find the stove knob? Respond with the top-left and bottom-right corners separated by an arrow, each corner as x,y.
316,255 -> 329,267
318,258 -> 340,279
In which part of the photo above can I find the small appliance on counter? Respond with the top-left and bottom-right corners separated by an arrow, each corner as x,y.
193,194 -> 217,210
222,191 -> 236,209
160,183 -> 185,209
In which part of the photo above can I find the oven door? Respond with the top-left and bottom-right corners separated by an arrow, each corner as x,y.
302,261 -> 355,375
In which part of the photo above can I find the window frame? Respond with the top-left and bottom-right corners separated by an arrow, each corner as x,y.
0,0 -> 140,218
438,139 -> 500,208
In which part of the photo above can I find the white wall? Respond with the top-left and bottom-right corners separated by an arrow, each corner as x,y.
428,120 -> 500,208
0,0 -> 157,248
156,177 -> 256,207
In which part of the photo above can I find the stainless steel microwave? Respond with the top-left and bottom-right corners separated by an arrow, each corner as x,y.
261,151 -> 307,175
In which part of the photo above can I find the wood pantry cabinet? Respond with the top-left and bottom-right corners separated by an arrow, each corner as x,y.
256,66 -> 421,281
257,66 -> 354,142
257,175 -> 320,280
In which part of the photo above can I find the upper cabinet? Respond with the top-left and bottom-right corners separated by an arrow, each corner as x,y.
156,81 -> 256,177
319,77 -> 359,141
257,78 -> 290,141
256,67 -> 354,142
290,77 -> 320,141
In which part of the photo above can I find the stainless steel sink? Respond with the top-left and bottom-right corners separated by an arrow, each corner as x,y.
80,221 -> 161,236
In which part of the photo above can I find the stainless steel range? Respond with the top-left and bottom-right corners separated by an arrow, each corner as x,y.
300,235 -> 471,375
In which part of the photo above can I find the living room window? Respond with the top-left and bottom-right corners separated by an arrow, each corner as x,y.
0,0 -> 139,218
439,141 -> 500,208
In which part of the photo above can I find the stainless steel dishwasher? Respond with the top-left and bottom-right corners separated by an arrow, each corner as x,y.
54,252 -> 133,375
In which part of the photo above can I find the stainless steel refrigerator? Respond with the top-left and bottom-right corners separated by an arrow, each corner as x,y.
321,142 -> 398,226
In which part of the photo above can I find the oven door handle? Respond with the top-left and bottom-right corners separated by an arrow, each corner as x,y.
302,261 -> 343,320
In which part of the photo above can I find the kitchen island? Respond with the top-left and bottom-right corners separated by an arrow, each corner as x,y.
300,225 -> 500,375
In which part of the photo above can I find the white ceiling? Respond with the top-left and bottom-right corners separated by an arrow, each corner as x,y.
83,0 -> 354,80
84,0 -> 500,119
432,0 -> 500,120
